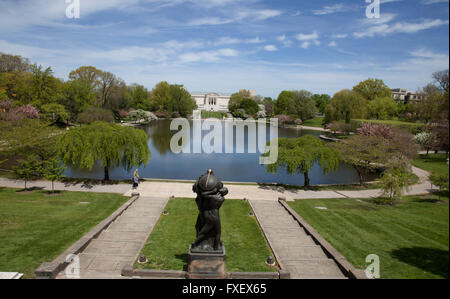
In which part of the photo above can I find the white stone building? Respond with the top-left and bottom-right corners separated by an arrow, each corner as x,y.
192,92 -> 231,112
391,88 -> 423,104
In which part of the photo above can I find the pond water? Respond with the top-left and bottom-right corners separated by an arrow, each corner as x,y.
65,119 -> 360,186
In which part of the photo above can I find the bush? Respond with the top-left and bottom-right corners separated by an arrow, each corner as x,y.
350,119 -> 425,135
325,122 -> 354,135
77,106 -> 114,124
155,111 -> 171,119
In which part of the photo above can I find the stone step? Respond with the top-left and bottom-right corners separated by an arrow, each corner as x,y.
97,231 -> 148,242
274,245 -> 328,259
283,259 -> 346,279
107,221 -> 154,232
83,239 -> 142,257
113,215 -> 158,225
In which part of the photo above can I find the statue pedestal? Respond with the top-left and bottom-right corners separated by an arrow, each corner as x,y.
187,245 -> 227,279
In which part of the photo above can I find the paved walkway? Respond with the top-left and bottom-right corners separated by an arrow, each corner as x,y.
0,165 -> 433,201
57,196 -> 168,279
250,200 -> 346,279
125,166 -> 433,200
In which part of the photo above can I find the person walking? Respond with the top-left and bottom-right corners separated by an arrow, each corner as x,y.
132,169 -> 140,189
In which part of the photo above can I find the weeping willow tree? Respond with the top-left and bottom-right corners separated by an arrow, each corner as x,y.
263,135 -> 341,186
57,121 -> 151,180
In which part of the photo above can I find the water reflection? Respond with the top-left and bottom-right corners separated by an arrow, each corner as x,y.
65,119 -> 360,186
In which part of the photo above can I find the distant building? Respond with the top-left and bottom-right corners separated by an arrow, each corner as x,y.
192,92 -> 231,112
391,88 -> 424,104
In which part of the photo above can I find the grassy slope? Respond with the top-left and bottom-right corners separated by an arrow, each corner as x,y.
0,188 -> 128,278
137,198 -> 275,272
288,195 -> 449,279
413,154 -> 449,177
302,116 -> 324,128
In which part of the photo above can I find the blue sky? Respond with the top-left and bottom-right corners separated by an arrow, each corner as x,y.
0,0 -> 448,98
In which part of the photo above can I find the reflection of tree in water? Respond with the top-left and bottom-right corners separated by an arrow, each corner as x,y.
147,120 -> 175,156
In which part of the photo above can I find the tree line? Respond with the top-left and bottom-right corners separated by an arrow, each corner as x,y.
0,52 -> 197,126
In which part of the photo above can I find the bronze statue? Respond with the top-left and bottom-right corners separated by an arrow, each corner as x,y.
191,169 -> 228,252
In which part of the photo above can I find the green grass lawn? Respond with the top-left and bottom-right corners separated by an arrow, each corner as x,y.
0,188 -> 128,278
137,198 -> 276,273
201,111 -> 227,119
413,154 -> 449,177
288,195 -> 449,279
302,116 -> 324,128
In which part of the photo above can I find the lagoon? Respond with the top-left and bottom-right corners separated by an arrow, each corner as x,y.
65,119 -> 360,186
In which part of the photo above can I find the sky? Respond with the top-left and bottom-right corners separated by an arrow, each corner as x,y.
0,0 -> 449,98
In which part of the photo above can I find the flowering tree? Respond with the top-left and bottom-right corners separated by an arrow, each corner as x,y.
358,123 -> 393,139
5,104 -> 40,121
275,114 -> 292,126
414,132 -> 434,155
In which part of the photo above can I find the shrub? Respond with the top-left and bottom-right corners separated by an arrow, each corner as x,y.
77,106 -> 115,124
155,111 -> 171,119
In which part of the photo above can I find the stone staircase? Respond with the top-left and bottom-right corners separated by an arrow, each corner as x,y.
57,196 -> 168,279
249,200 -> 346,279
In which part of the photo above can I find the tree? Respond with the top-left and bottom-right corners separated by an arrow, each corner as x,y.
0,53 -> 30,73
68,66 -> 101,91
380,156 -> 415,204
353,78 -> 391,101
41,103 -> 69,124
312,94 -> 331,114
0,118 -> 58,161
98,71 -> 123,108
274,90 -> 316,120
42,158 -> 66,192
13,157 -> 41,190
29,64 -> 63,108
169,84 -> 196,117
291,90 -> 317,121
264,136 -> 341,186
367,96 -> 398,120
127,84 -> 151,111
239,98 -> 259,116
414,132 -> 434,155
416,83 -> 443,123
274,91 -> 295,115
61,79 -> 97,120
430,173 -> 449,200
432,70 -> 449,93
57,122 -> 151,180
324,89 -> 367,124
150,81 -> 172,112
330,135 -> 387,185
77,106 -> 115,124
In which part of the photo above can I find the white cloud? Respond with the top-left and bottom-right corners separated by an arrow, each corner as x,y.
188,17 -> 234,26
295,32 -> 320,49
188,8 -> 282,26
328,41 -> 337,47
178,48 -> 239,63
331,34 -> 348,39
213,37 -> 263,46
421,0 -> 449,4
264,45 -> 278,51
295,31 -> 319,41
354,19 -> 449,38
313,4 -> 355,15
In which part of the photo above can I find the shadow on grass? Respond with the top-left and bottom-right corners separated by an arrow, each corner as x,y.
391,247 -> 449,279
175,253 -> 188,271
